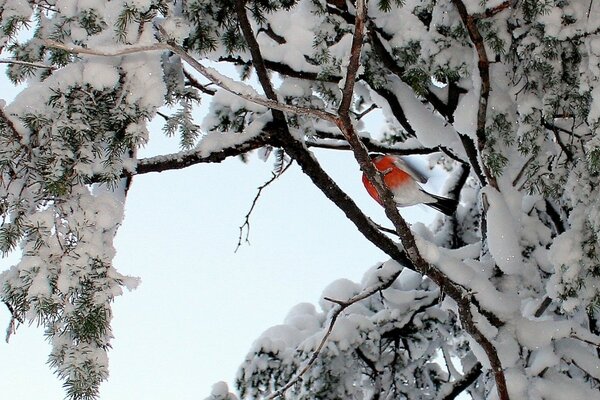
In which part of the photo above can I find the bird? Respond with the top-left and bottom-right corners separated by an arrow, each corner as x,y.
362,153 -> 458,216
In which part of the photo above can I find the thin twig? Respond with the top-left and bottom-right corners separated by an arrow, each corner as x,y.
4,301 -> 23,343
235,161 -> 293,252
183,68 -> 216,95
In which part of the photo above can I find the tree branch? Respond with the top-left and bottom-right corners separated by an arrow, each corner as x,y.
0,58 -> 56,70
438,361 -> 483,400
43,39 -> 339,124
337,0 -> 366,115
183,68 -> 216,95
132,134 -> 272,176
450,0 -> 498,190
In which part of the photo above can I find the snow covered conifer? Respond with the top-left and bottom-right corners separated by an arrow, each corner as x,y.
2,0 -> 600,398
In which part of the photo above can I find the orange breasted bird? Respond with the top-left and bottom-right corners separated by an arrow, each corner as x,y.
362,154 -> 458,216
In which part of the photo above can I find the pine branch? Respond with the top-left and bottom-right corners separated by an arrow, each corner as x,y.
133,134 -> 272,176
265,266 -> 404,400
43,39 -> 339,124
0,59 -> 56,70
370,85 -> 417,137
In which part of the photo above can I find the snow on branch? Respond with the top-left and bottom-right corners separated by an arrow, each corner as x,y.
0,59 -> 56,70
264,263 -> 405,399
42,39 -> 338,124
133,133 -> 272,176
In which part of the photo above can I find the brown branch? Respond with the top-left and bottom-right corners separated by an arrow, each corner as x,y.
183,69 -> 216,95
458,302 -> 508,399
438,361 -> 483,400
235,161 -> 293,251
450,0 -> 498,190
337,0 -> 366,115
132,134 -> 272,176
472,0 -> 513,19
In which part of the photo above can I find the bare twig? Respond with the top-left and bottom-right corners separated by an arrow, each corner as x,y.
235,161 -> 293,251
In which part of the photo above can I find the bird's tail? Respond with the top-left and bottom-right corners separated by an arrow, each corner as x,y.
426,193 -> 459,216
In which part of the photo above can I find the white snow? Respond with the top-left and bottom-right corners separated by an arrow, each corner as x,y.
483,187 -> 523,275
83,60 -> 120,91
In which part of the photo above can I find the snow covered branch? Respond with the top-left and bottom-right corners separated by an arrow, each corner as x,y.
133,134 -> 272,176
264,264 -> 405,399
0,59 -> 56,70
42,39 -> 338,124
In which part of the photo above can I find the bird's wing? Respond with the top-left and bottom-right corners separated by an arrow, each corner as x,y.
392,156 -> 428,183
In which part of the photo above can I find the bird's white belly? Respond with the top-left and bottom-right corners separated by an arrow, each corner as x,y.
391,182 -> 435,207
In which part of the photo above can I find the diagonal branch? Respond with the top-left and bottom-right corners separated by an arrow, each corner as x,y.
450,0 -> 497,190
438,361 -> 483,400
337,0 -> 366,115
43,39 -> 339,124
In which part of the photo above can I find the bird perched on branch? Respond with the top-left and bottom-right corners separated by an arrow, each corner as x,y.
362,154 -> 458,216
